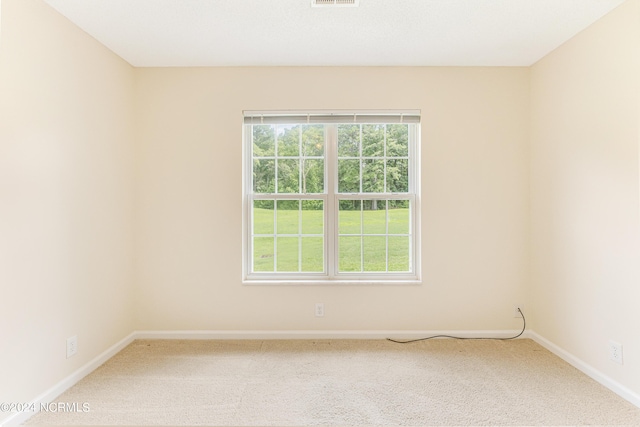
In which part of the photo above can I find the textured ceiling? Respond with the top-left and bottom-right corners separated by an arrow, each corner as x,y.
42,0 -> 626,67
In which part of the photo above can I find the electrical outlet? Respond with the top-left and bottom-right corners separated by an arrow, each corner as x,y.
609,341 -> 623,364
315,303 -> 324,317
66,335 -> 78,359
513,305 -> 524,318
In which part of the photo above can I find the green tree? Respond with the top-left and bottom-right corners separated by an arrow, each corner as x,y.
253,125 -> 275,193
301,125 -> 324,194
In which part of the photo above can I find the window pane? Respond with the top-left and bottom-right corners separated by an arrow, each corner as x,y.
253,159 -> 275,193
277,237 -> 299,272
253,200 -> 274,234
363,200 -> 386,234
277,125 -> 300,156
278,159 -> 299,193
301,200 -> 323,234
339,236 -> 361,272
276,200 -> 299,234
253,237 -> 274,272
302,125 -> 324,157
363,236 -> 386,272
386,159 -> 409,193
302,159 -> 324,193
362,159 -> 384,193
338,200 -> 361,234
388,236 -> 410,271
253,125 -> 275,157
301,237 -> 323,272
388,200 -> 409,234
386,124 -> 408,157
338,124 -> 360,157
338,159 -> 360,193
362,124 -> 384,157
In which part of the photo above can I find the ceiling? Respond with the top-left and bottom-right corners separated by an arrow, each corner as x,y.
42,0 -> 626,67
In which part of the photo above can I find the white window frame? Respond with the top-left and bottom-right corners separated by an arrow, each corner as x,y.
242,110 -> 421,285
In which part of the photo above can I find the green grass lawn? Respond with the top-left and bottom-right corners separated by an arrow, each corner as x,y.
253,206 -> 410,273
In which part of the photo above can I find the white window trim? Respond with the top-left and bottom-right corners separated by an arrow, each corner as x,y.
242,110 -> 421,285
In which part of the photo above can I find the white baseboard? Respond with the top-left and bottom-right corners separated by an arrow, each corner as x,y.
528,330 -> 640,408
135,329 -> 526,340
1,332 -> 136,427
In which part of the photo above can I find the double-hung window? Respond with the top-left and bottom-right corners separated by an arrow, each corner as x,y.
243,111 -> 420,283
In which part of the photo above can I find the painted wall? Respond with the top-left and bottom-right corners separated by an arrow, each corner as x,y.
10,0 -> 639,414
134,66 -> 530,331
0,0 -> 136,419
530,0 -> 640,396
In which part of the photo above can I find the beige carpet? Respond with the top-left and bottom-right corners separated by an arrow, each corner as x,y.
26,338 -> 640,426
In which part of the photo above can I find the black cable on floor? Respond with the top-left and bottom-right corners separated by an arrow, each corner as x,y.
387,308 -> 526,344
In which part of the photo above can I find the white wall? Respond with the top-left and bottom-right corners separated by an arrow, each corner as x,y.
530,0 -> 640,396
134,66 -> 531,331
0,0 -> 136,421
5,0 -> 639,416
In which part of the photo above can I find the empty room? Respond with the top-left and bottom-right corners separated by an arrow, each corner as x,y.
1,0 -> 640,425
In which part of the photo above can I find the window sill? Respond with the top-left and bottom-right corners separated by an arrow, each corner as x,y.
242,279 -> 422,286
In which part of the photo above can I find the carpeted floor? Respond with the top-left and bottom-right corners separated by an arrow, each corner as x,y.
26,338 -> 640,426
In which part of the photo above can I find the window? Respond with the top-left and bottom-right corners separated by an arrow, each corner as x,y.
243,111 -> 420,283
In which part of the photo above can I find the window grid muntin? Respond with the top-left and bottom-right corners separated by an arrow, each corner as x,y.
252,124 -> 325,195
337,124 -> 410,195
335,196 -> 413,274
246,119 -> 418,281
251,197 -> 325,273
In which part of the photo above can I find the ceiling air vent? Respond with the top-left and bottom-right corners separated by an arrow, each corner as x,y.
312,0 -> 359,7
